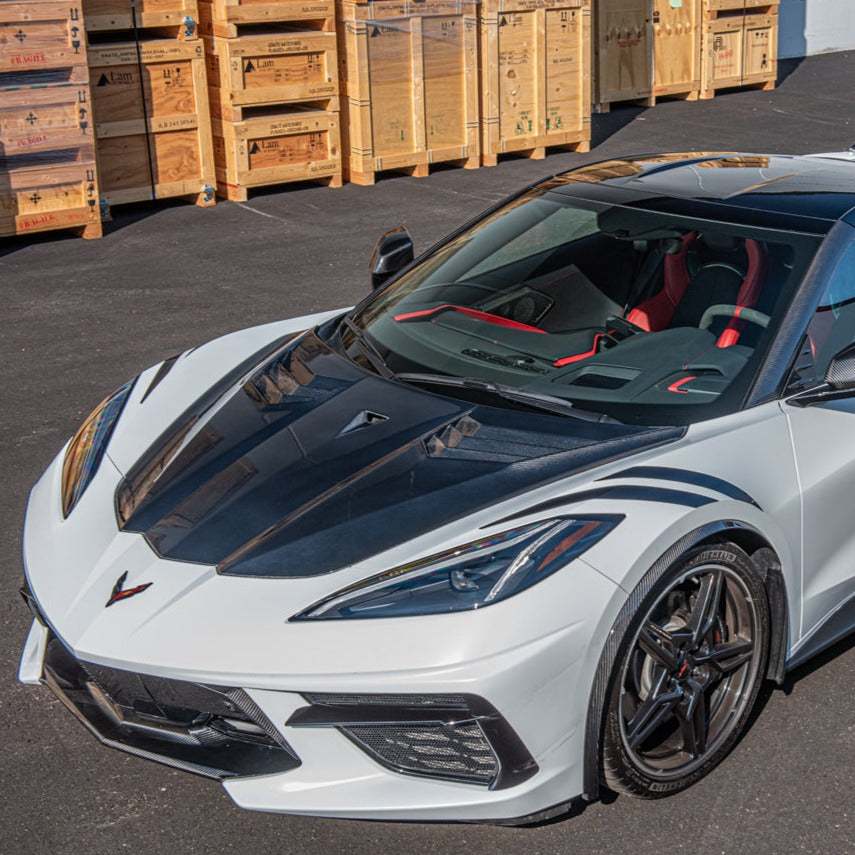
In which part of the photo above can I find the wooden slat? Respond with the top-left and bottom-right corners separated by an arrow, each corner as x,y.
197,0 -> 335,38
0,1 -> 88,73
480,0 -> 590,165
211,106 -> 341,199
0,157 -> 102,238
0,80 -> 94,156
88,39 -> 216,205
203,30 -> 338,106
700,4 -> 777,97
338,0 -> 480,185
82,0 -> 201,36
594,0 -> 701,111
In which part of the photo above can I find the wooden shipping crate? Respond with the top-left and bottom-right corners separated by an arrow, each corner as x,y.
82,0 -> 200,36
197,0 -> 335,39
88,39 -> 216,205
203,31 -> 338,108
594,0 -> 701,111
700,7 -> 777,96
211,105 -> 341,199
0,78 -> 95,157
480,0 -> 590,166
0,155 -> 102,238
338,0 -> 480,185
0,1 -> 88,73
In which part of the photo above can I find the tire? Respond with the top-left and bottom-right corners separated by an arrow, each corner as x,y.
600,543 -> 770,798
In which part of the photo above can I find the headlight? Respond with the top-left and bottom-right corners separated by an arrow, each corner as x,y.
292,515 -> 621,620
61,379 -> 135,517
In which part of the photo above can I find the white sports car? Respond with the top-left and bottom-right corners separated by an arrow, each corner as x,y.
19,151 -> 855,823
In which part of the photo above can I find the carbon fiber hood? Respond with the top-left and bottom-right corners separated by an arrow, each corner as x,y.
118,331 -> 682,577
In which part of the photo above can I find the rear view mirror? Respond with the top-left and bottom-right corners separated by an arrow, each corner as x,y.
825,341 -> 855,391
371,227 -> 414,290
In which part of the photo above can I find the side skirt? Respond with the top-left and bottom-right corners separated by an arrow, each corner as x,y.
787,593 -> 855,671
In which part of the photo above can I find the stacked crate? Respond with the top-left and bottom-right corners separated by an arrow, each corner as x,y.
700,0 -> 777,98
337,0 -> 480,185
1,1 -> 104,239
593,0 -> 702,113
201,0 -> 341,200
480,0 -> 591,165
83,0 -> 217,206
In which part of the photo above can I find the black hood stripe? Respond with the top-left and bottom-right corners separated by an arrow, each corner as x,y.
490,484 -> 715,526
597,465 -> 760,509
140,354 -> 181,403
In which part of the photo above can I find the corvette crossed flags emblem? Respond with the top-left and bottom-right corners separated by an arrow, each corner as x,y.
105,571 -> 152,607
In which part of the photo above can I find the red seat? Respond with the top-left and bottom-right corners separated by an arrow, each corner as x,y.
627,234 -> 767,348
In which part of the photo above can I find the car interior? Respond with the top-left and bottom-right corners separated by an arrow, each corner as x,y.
379,215 -> 800,410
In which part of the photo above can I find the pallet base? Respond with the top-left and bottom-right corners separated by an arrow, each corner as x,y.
218,172 -> 342,201
346,156 -> 479,187
2,209 -> 105,241
699,78 -> 775,100
481,138 -> 590,168
595,89 -> 700,114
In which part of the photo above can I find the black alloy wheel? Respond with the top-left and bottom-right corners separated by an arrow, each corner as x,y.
601,544 -> 770,797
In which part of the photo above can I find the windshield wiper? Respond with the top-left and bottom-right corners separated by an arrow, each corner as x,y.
395,373 -> 621,423
339,316 -> 396,380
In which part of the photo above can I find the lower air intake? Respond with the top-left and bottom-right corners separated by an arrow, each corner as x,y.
289,692 -> 538,789
343,723 -> 498,786
42,633 -> 300,779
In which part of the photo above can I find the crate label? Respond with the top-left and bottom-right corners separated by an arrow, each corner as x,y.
244,131 -> 329,167
149,115 -> 199,132
9,52 -> 48,65
241,51 -> 327,86
19,212 -> 57,229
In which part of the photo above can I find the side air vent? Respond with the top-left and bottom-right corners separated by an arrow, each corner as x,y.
288,692 -> 537,789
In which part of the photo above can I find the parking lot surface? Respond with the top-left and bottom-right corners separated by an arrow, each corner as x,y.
2,51 -> 854,855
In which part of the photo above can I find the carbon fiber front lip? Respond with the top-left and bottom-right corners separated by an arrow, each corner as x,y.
40,634 -> 301,780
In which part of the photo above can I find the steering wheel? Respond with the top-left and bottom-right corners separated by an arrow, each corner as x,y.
699,304 -> 771,332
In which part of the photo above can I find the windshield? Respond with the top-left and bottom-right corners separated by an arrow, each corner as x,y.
345,188 -> 822,425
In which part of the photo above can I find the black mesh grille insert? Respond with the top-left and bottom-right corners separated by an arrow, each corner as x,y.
42,634 -> 300,779
287,692 -> 540,789
342,723 -> 498,785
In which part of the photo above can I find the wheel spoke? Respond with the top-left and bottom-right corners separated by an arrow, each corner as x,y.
696,638 -> 754,675
676,679 -> 708,758
638,621 -> 679,671
687,570 -> 724,647
625,670 -> 682,750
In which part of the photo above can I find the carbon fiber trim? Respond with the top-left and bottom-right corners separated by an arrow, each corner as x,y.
41,635 -> 301,780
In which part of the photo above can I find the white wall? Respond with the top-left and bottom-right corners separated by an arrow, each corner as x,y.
779,0 -> 855,58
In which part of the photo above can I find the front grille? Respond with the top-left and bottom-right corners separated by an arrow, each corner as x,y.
288,692 -> 538,790
343,723 -> 498,785
42,634 -> 300,779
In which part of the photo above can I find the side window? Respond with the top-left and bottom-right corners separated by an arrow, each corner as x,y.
805,240 -> 855,381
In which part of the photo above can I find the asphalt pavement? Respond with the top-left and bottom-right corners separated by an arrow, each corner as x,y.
2,51 -> 854,854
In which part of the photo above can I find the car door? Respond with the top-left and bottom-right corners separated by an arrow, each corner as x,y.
783,235 -> 855,643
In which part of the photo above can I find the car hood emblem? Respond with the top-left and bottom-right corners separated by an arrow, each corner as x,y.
106,571 -> 152,607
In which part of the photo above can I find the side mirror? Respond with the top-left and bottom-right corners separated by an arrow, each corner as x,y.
825,341 -> 855,390
370,226 -> 414,290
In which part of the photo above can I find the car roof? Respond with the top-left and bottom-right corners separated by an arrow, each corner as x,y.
544,152 -> 855,235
